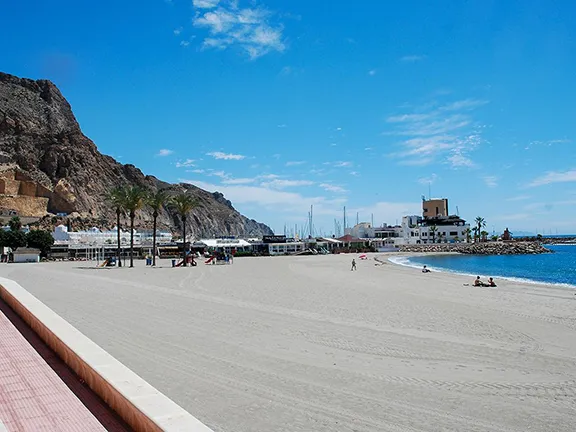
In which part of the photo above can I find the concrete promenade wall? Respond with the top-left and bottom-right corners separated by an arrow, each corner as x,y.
0,276 -> 213,432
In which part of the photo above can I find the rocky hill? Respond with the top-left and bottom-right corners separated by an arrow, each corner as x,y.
0,72 -> 273,238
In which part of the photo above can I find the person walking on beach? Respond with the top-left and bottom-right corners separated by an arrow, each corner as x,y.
351,259 -> 357,271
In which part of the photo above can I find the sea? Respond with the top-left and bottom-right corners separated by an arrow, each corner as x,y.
390,244 -> 576,288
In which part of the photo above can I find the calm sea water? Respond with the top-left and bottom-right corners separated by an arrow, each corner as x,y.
392,245 -> 576,288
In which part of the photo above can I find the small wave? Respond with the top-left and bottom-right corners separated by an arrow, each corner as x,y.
388,255 -> 576,289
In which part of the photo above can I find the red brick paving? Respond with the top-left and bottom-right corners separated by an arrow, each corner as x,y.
0,299 -> 132,432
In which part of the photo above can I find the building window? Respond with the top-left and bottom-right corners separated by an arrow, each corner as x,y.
450,231 -> 458,236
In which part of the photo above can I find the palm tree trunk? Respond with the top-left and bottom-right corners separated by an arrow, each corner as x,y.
182,215 -> 187,267
116,208 -> 122,267
130,211 -> 135,268
152,212 -> 157,267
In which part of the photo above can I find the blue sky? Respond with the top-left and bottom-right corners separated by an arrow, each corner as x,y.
2,0 -> 575,235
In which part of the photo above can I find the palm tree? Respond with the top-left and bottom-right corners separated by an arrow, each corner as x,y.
106,187 -> 127,267
119,186 -> 147,268
463,227 -> 472,243
480,230 -> 489,242
171,193 -> 198,267
472,226 -> 479,242
429,225 -> 438,243
8,216 -> 22,232
474,217 -> 486,243
146,189 -> 170,266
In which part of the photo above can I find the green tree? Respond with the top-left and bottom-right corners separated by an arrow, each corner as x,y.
118,186 -> 147,268
8,216 -> 22,232
171,193 -> 198,267
474,217 -> 486,243
480,230 -> 489,242
146,189 -> 170,266
26,230 -> 54,257
463,227 -> 472,243
491,235 -> 499,242
106,186 -> 127,267
429,225 -> 438,243
5,230 -> 27,251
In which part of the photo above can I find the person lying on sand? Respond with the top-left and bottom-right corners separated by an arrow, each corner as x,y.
422,265 -> 431,273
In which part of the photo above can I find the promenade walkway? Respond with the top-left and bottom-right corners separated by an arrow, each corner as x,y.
0,299 -> 131,432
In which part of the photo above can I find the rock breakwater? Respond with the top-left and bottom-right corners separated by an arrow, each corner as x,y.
399,241 -> 552,255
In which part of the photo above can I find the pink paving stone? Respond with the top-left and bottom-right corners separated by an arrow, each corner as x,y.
0,309 -> 108,432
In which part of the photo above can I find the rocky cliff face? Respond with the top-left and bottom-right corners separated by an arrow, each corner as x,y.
0,72 -> 273,238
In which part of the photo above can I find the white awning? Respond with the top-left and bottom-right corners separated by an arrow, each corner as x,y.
199,239 -> 252,248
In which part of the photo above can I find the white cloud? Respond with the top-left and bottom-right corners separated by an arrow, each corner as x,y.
400,55 -> 426,62
180,40 -> 190,47
190,169 -> 205,173
482,175 -> 498,188
222,177 -> 257,184
528,169 -> 576,187
193,0 -> 220,8
285,161 -> 305,166
440,99 -> 488,111
324,161 -> 352,168
349,202 -> 422,226
386,99 -> 486,168
175,158 -> 195,167
495,213 -> 530,221
320,183 -> 347,193
156,149 -> 174,157
180,179 -> 344,217
209,170 -> 228,178
368,69 -> 376,76
192,0 -> 285,59
417,173 -> 438,185
277,124 -> 288,128
207,151 -> 246,160
174,27 -> 183,35
448,152 -> 475,168
261,179 -> 314,188
506,195 -> 531,201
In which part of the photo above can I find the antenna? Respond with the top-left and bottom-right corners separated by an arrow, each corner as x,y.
428,183 -> 431,200
309,205 -> 313,238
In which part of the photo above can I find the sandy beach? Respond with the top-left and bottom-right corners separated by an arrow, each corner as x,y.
0,253 -> 574,432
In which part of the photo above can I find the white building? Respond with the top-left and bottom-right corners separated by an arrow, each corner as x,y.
345,223 -> 402,240
13,248 -> 40,263
400,215 -> 470,244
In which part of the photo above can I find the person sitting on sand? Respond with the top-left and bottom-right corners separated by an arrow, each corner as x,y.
488,277 -> 497,287
474,276 -> 484,287
422,265 -> 431,273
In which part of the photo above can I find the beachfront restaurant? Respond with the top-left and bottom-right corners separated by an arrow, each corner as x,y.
267,241 -> 306,255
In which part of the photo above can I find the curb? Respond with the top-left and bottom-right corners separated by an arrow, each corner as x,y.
0,277 -> 213,432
